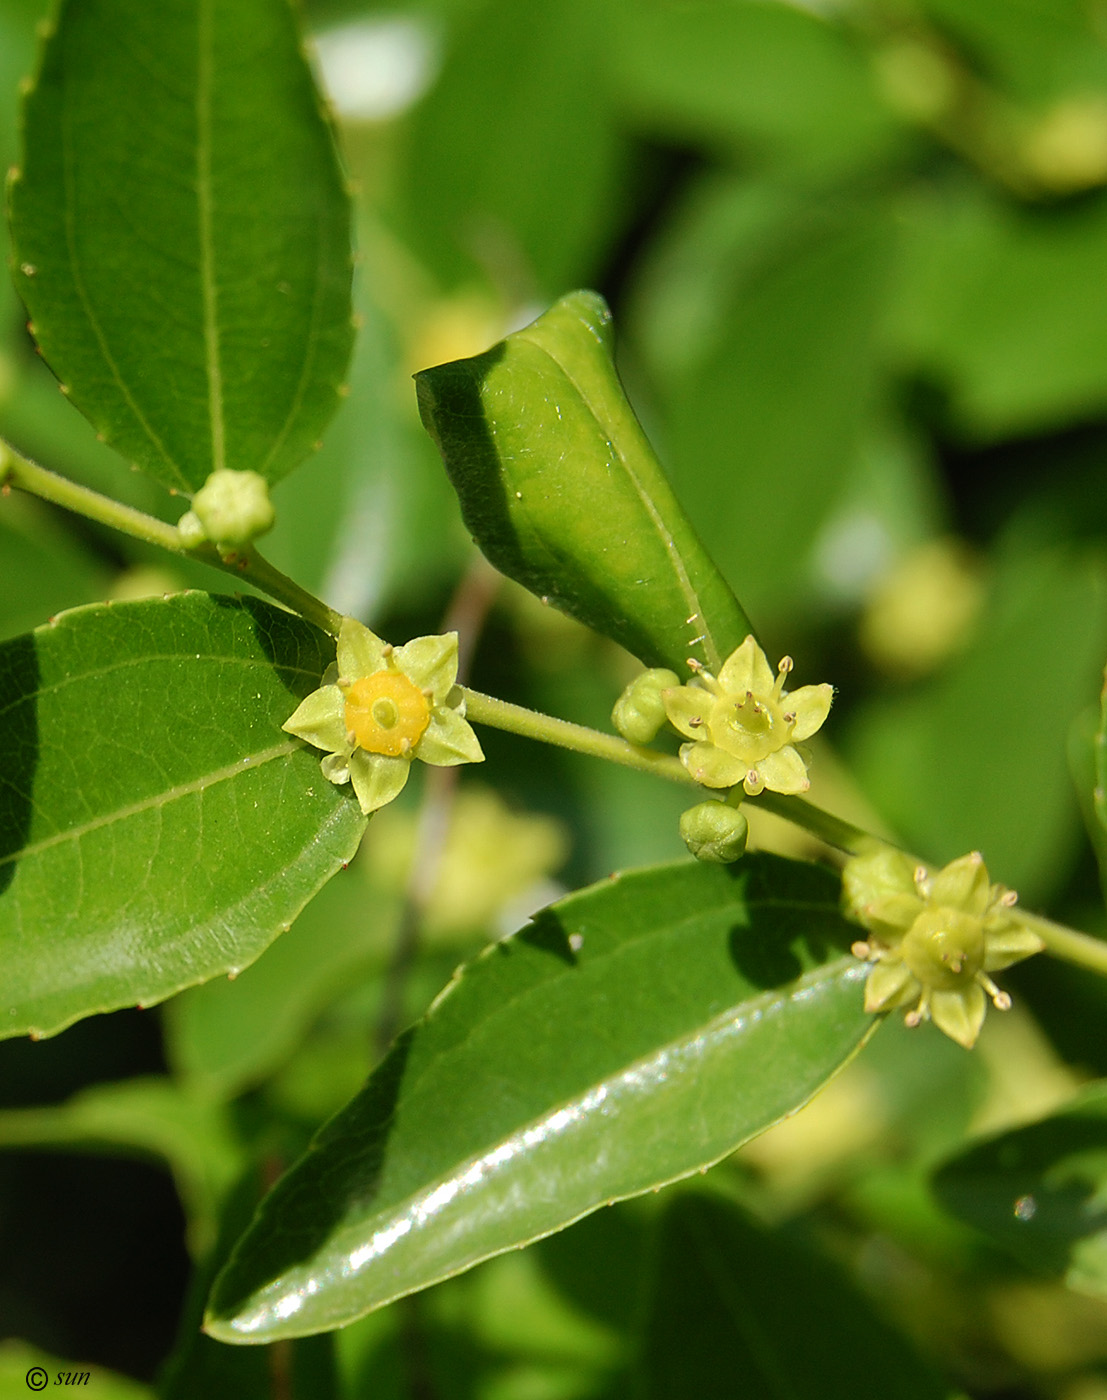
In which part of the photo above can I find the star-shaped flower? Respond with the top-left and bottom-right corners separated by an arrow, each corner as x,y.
662,635 -> 833,796
282,618 -> 484,814
843,848 -> 1043,1048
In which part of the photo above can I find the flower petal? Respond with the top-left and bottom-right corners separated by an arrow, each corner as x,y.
718,635 -> 774,696
930,851 -> 990,916
679,740 -> 748,789
337,617 -> 388,680
930,985 -> 987,1049
982,922 -> 1044,971
864,959 -> 916,1012
756,745 -> 810,795
415,708 -> 485,766
662,684 -> 713,739
349,750 -> 410,814
282,686 -> 348,752
394,632 -> 459,702
787,683 -> 833,741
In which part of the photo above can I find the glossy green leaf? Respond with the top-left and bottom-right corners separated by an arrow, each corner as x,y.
416,290 -> 754,674
933,1081 -> 1107,1300
0,1076 -> 242,1255
8,0 -> 353,493
0,591 -> 365,1040
638,1189 -> 946,1400
205,853 -> 873,1342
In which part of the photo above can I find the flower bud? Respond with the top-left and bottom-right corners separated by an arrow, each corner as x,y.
612,668 -> 680,744
679,801 -> 748,864
185,468 -> 276,548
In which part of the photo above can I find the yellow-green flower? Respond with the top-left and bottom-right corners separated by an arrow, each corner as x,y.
662,635 -> 833,796
282,618 -> 483,814
843,848 -> 1043,1048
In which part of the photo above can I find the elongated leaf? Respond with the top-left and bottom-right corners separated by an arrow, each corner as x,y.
639,1190 -> 946,1400
416,290 -> 755,674
0,592 -> 364,1040
0,1076 -> 242,1256
933,1082 -> 1107,1300
205,853 -> 873,1342
8,0 -> 353,493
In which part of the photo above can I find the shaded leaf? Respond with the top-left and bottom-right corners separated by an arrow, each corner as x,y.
205,853 -> 872,1342
397,0 -> 627,295
417,290 -> 754,674
0,1076 -> 242,1256
0,1340 -> 151,1398
846,546 -> 1107,904
638,1189 -> 947,1399
9,0 -> 353,493
933,1081 -> 1107,1300
615,0 -> 900,178
0,591 -> 365,1040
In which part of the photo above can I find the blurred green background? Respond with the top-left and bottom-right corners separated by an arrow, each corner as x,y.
2,0 -> 1107,1395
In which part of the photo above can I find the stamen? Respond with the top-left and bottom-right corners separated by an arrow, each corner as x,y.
999,889 -> 1018,907
851,940 -> 873,960
977,972 -> 1011,1009
777,655 -> 793,675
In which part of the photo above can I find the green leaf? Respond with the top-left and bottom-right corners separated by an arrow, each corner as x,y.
396,0 -> 627,295
637,1189 -> 947,1400
0,1340 -> 151,1399
655,199 -> 896,622
615,0 -> 900,179
0,1076 -> 242,1256
933,1081 -> 1107,1300
894,188 -> 1107,440
0,591 -> 365,1040
846,546 -> 1107,904
165,860 -> 401,1101
205,853 -> 873,1342
1096,663 -> 1107,848
8,0 -> 353,494
416,290 -> 755,674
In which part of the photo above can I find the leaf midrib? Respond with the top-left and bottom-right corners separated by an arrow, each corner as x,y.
318,954 -> 863,1257
0,739 -> 297,869
196,0 -> 225,476
525,337 -> 722,672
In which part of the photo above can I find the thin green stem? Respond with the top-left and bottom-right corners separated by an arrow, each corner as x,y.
2,439 -> 184,551
1017,911 -> 1107,978
460,688 -> 698,786
0,437 -> 342,634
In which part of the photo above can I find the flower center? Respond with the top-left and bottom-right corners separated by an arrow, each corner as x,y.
344,671 -> 430,757
900,907 -> 986,991
707,692 -> 788,763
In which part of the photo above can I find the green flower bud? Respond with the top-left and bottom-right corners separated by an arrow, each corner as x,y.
612,668 -> 680,744
186,468 -> 276,548
679,801 -> 748,864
